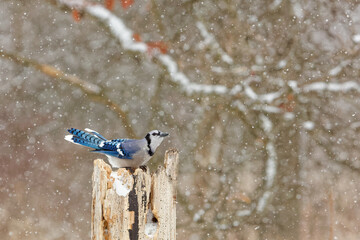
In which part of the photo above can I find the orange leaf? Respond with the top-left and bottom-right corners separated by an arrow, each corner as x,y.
237,193 -> 252,204
72,9 -> 81,22
133,33 -> 142,42
229,193 -> 252,204
105,0 -> 115,10
279,102 -> 295,112
287,93 -> 294,101
147,41 -> 167,54
120,0 -> 134,9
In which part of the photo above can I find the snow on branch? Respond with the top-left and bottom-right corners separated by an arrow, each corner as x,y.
85,5 -> 148,52
196,22 -> 233,64
244,85 -> 282,103
57,0 -> 292,102
256,114 -> 277,213
158,55 -> 228,95
303,81 -> 360,93
289,80 -> 360,93
328,60 -> 351,76
60,1 -> 360,104
57,1 -> 242,95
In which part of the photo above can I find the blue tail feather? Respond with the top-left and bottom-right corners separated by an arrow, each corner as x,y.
66,128 -> 104,149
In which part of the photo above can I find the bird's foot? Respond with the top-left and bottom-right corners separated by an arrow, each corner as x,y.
139,165 -> 148,172
124,167 -> 136,174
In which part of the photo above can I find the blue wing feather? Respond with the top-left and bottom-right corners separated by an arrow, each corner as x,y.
66,128 -> 141,160
92,139 -> 139,159
84,128 -> 108,141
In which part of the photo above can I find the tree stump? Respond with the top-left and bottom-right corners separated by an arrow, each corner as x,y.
91,149 -> 179,240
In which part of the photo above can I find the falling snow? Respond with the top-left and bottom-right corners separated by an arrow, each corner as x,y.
1,0 -> 360,239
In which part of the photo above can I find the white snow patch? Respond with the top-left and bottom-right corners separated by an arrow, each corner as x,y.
352,34 -> 360,43
303,121 -> 315,130
145,222 -> 157,238
292,2 -> 304,19
86,5 -> 147,52
288,80 -> 299,92
193,209 -> 205,222
229,85 -> 243,95
303,81 -> 360,92
329,65 -> 342,76
158,54 -> 228,95
253,105 -> 282,113
243,85 -> 282,103
284,112 -> 295,120
328,60 -> 351,76
270,0 -> 283,9
145,209 -> 158,238
236,209 -> 252,217
277,59 -> 287,69
255,116 -> 277,213
58,0 -> 85,7
259,91 -> 282,103
196,22 -> 213,46
196,22 -> 233,64
82,82 -> 102,95
244,86 -> 258,100
211,66 -> 224,73
221,55 -> 233,65
257,191 -> 271,212
265,142 -> 277,188
110,172 -> 132,197
260,115 -> 273,133
232,100 -> 247,112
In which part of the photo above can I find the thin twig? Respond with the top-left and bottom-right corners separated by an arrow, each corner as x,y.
0,50 -> 137,138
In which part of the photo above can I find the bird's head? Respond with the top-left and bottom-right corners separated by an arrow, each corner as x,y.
145,130 -> 169,155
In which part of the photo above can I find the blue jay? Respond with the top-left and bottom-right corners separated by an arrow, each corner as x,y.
65,128 -> 169,168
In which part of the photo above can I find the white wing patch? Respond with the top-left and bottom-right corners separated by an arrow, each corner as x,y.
99,141 -> 105,148
64,135 -> 74,143
116,143 -> 124,156
85,128 -> 96,133
64,135 -> 82,146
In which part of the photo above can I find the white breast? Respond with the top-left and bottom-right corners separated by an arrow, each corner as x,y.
105,148 -> 151,168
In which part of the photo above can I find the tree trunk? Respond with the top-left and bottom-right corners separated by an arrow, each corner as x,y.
91,149 -> 178,240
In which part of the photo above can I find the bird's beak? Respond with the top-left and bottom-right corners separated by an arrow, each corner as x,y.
160,132 -> 169,137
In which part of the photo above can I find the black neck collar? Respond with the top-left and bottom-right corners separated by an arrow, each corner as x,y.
145,133 -> 154,156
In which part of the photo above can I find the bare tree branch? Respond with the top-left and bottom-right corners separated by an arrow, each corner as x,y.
0,49 -> 137,138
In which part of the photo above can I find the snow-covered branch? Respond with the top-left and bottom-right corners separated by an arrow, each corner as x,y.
303,81 -> 360,93
256,114 -> 277,213
57,1 -> 242,95
196,22 -> 233,64
85,5 -> 148,52
58,1 -> 360,106
157,55 -> 228,95
289,80 -> 360,93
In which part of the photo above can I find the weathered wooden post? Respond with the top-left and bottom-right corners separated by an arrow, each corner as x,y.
91,149 -> 178,240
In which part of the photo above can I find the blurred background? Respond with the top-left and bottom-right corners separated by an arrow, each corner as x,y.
1,0 -> 360,239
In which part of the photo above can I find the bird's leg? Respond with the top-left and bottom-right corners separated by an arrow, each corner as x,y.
139,165 -> 148,172
124,167 -> 136,174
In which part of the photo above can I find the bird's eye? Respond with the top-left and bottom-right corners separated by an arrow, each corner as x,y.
152,131 -> 160,136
